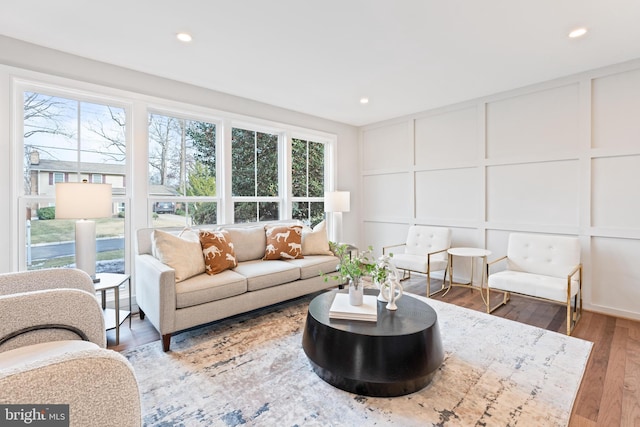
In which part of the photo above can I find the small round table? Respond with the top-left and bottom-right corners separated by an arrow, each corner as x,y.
302,289 -> 444,397
443,247 -> 491,303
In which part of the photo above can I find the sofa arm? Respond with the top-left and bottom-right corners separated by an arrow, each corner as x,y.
0,289 -> 106,352
0,345 -> 141,427
134,254 -> 178,335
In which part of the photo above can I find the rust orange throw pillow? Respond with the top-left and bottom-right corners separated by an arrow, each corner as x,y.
199,229 -> 238,275
263,225 -> 304,260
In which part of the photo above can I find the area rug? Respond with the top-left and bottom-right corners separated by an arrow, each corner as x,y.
122,292 -> 593,426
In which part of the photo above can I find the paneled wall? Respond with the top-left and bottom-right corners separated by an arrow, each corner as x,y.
360,60 -> 640,320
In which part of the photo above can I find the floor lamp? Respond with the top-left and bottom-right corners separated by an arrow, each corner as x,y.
56,182 -> 112,283
324,191 -> 350,243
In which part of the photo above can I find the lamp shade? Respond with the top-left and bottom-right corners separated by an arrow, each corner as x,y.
324,191 -> 350,213
55,182 -> 113,219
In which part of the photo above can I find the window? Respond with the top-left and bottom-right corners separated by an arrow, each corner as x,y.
148,112 -> 217,227
15,80 -> 335,274
292,137 -> 326,226
232,127 -> 279,223
22,90 -> 127,273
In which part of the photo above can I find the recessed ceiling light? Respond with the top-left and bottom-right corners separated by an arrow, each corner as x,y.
176,32 -> 193,42
568,28 -> 588,38
360,97 -> 369,105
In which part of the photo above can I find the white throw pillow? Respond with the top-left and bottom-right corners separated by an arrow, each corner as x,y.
302,220 -> 333,256
151,229 -> 206,282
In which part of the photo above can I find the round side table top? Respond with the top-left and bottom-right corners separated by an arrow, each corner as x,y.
447,247 -> 491,257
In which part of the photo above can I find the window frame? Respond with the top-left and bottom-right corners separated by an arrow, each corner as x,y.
229,122 -> 284,223
146,106 -> 223,228
290,134 -> 330,226
14,79 -> 133,273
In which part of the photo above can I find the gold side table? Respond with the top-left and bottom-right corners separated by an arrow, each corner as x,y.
94,272 -> 131,345
443,247 -> 491,304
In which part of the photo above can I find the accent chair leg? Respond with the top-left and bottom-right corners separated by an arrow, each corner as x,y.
567,284 -> 583,336
162,334 -> 172,352
486,286 -> 490,314
487,290 -> 510,314
566,298 -> 572,336
427,269 -> 447,298
139,308 -> 145,320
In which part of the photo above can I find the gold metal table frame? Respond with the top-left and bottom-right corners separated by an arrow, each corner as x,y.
442,247 -> 491,304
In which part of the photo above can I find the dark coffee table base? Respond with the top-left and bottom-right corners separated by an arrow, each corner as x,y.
307,358 -> 439,397
302,290 -> 444,397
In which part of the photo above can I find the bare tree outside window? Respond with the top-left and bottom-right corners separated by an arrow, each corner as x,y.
22,91 -> 127,273
148,113 -> 217,227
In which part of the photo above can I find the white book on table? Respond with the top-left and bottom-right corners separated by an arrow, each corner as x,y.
329,293 -> 378,322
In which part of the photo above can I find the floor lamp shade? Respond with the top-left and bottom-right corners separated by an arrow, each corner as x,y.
56,182 -> 112,281
324,191 -> 350,243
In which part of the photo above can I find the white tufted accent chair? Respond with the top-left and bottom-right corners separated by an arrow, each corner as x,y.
486,233 -> 582,335
383,226 -> 451,297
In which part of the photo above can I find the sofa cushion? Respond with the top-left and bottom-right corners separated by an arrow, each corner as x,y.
221,226 -> 266,262
175,270 -> 247,309
301,220 -> 333,256
199,229 -> 237,275
233,260 -> 301,291
263,225 -> 303,260
152,229 -> 205,282
285,255 -> 340,280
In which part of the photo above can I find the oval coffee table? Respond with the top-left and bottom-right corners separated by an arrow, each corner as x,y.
302,289 -> 444,397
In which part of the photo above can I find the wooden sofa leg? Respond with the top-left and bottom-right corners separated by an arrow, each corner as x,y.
162,334 -> 172,352
138,308 -> 145,320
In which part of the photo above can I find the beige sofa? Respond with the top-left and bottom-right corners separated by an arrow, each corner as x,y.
135,221 -> 339,351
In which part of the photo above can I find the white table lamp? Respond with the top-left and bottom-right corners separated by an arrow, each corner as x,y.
56,182 -> 112,282
324,191 -> 350,243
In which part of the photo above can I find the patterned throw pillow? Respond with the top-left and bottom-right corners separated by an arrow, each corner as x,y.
263,225 -> 304,260
199,229 -> 238,275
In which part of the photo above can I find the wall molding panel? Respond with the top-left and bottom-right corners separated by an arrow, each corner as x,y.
360,59 -> 640,320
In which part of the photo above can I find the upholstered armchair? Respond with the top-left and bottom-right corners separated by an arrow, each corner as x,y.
486,233 -> 582,335
0,268 -> 141,427
383,226 -> 451,297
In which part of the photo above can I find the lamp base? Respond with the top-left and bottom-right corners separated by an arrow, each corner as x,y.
75,219 -> 97,279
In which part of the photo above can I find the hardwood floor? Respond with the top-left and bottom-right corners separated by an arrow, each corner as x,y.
108,277 -> 640,426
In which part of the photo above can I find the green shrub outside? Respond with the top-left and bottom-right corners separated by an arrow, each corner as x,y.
37,206 -> 56,220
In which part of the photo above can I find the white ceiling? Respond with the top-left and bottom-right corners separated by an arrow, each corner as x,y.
2,1 -> 640,126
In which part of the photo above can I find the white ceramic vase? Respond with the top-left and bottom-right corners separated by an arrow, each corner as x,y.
376,279 -> 388,302
349,279 -> 363,306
